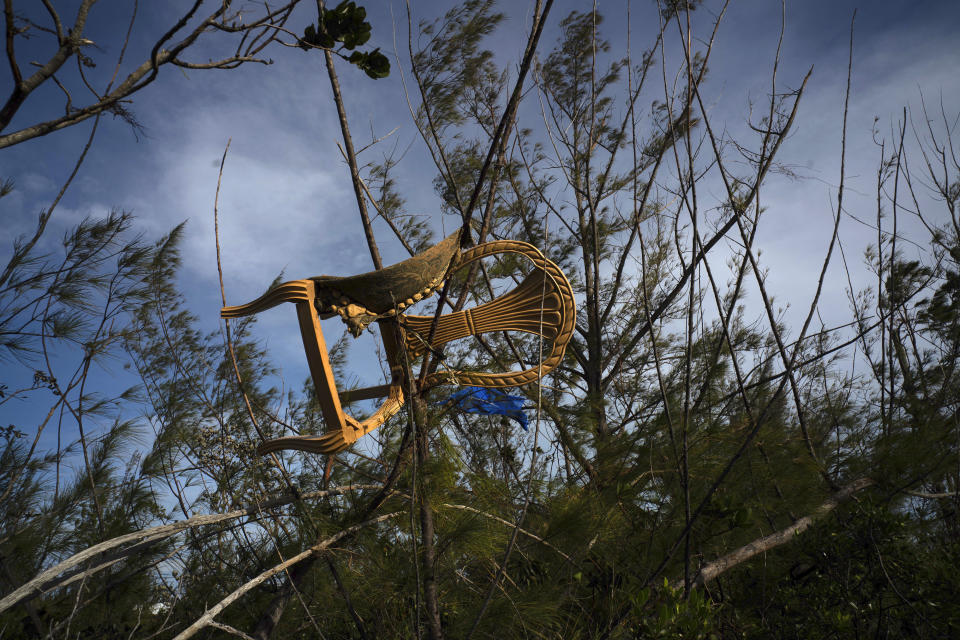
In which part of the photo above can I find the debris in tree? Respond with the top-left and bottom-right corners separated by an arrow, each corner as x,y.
221,231 -> 574,454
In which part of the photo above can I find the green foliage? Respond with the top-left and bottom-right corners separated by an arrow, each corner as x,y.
347,48 -> 390,79
658,0 -> 705,20
368,159 -> 435,253
300,1 -> 391,79
310,1 -> 372,49
3,2 -> 960,639
720,500 -> 960,638
629,581 -> 718,639
414,1 -> 504,124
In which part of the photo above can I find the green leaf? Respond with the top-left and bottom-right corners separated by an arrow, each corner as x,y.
300,22 -> 334,50
323,1 -> 372,49
361,48 -> 390,79
347,48 -> 390,79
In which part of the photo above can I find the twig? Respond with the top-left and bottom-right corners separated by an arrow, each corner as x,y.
209,621 -> 257,640
322,46 -> 382,269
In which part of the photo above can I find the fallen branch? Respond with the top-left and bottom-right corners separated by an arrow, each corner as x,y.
209,620 -> 257,640
173,511 -> 402,640
679,477 -> 874,589
905,489 -> 960,499
0,485 -> 382,614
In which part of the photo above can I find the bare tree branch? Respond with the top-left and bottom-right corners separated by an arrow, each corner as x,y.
173,512 -> 402,640
0,0 -> 300,148
0,485 -> 383,615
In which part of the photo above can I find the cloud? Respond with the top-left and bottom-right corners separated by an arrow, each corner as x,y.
5,0 -> 959,441
688,4 -> 960,336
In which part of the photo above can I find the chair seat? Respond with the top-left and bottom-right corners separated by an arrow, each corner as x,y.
310,231 -> 461,335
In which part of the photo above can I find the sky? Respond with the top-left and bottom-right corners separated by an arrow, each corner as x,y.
2,0 -> 959,457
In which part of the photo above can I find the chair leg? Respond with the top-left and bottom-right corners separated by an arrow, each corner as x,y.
256,302 -> 408,455
295,299 -> 348,437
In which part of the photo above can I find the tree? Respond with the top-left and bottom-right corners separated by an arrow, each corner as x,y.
2,1 -> 959,638
0,0 -> 307,148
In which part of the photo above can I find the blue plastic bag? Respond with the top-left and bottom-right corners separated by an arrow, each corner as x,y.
439,386 -> 529,431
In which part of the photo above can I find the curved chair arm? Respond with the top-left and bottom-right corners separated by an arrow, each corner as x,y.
221,280 -> 314,317
400,239 -> 576,390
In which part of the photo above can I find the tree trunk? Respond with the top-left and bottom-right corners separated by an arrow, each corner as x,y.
413,396 -> 445,640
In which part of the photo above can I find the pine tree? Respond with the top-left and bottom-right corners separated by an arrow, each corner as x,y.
3,2 -> 959,638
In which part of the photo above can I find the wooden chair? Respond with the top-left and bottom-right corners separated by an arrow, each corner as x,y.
221,231 -> 575,455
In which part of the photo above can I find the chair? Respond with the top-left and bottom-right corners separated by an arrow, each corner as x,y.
220,231 -> 575,455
